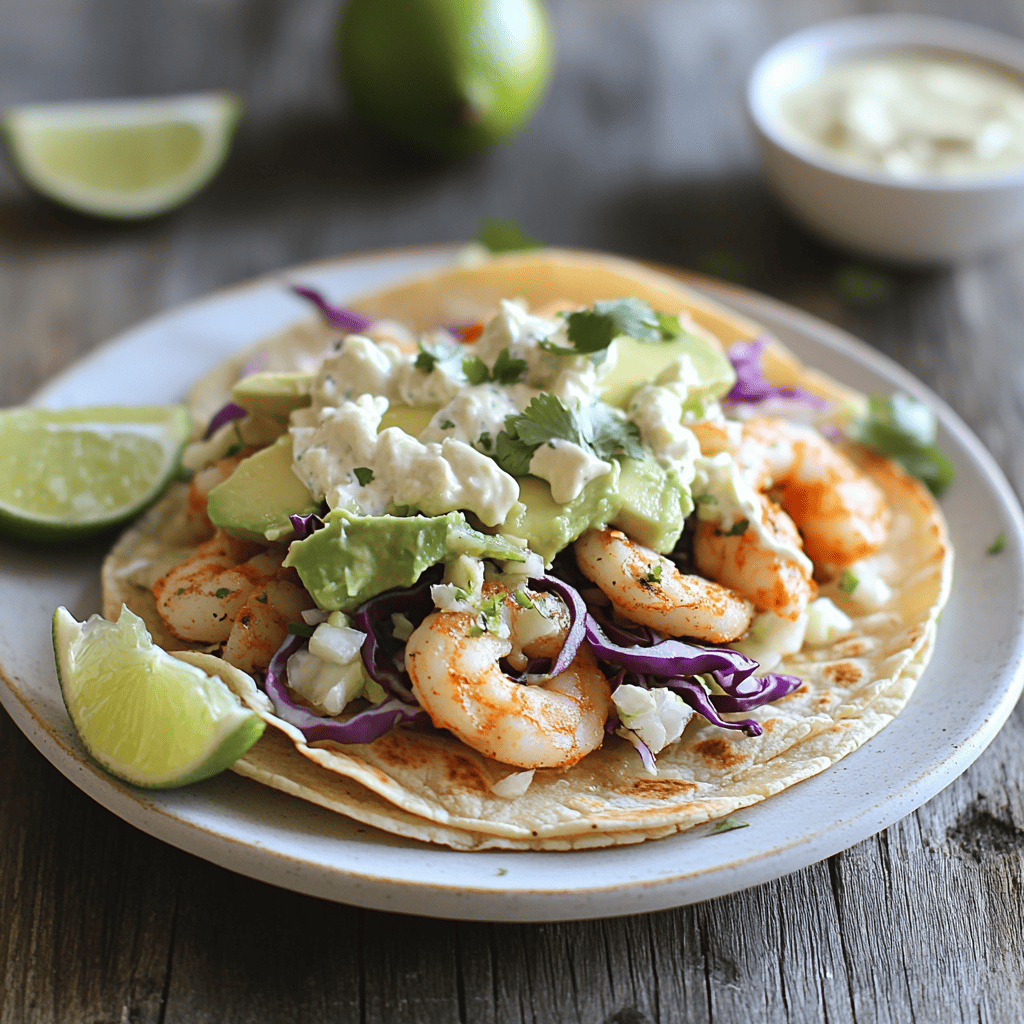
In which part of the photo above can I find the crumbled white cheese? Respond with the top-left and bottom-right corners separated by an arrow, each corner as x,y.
731,610 -> 808,672
528,438 -> 613,503
418,386 -> 520,447
846,565 -> 893,610
612,684 -> 693,756
627,383 -> 701,487
804,597 -> 853,647
290,397 -> 520,526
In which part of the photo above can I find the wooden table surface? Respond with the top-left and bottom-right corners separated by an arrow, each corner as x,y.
4,0 -> 1024,1020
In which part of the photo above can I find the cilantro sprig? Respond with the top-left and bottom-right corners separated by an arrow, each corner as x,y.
541,298 -> 686,363
463,347 -> 527,386
848,394 -> 954,497
492,393 -> 644,476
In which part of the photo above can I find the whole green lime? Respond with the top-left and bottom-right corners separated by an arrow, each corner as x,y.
339,0 -> 555,157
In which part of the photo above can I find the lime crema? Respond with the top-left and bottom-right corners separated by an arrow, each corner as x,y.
779,53 -> 1024,178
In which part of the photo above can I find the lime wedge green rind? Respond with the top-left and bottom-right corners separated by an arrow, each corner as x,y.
53,606 -> 264,789
0,404 -> 191,543
1,92 -> 243,220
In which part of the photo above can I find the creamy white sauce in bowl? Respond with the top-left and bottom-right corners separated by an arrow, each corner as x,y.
747,14 -> 1024,262
779,53 -> 1024,180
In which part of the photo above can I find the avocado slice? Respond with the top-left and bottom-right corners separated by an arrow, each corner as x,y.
610,456 -> 692,553
207,435 -> 319,542
231,372 -> 313,420
285,509 -> 525,612
378,404 -> 439,436
599,331 -> 736,409
500,463 -> 622,564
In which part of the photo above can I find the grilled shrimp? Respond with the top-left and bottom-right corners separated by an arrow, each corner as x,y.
152,531 -> 315,674
691,417 -> 889,566
574,528 -> 755,643
693,492 -> 816,620
405,584 -> 612,769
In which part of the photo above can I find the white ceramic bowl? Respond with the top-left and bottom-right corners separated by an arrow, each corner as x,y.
747,15 -> 1024,263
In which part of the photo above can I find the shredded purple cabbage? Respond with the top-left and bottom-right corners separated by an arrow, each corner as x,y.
665,677 -> 764,736
725,336 -> 828,410
263,632 -> 428,744
291,284 -> 375,333
584,614 -> 758,681
352,567 -> 442,703
527,575 -> 588,678
624,730 -> 658,773
707,669 -> 802,712
288,511 -> 326,540
204,401 -> 247,439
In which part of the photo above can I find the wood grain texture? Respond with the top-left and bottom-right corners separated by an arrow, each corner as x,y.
3,0 -> 1024,1021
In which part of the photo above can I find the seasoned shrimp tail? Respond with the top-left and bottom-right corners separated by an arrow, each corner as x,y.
405,585 -> 611,769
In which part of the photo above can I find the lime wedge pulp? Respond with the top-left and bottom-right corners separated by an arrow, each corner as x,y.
53,606 -> 264,788
1,92 -> 243,220
0,404 -> 191,542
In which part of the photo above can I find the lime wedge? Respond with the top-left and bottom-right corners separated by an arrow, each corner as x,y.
0,405 -> 191,542
53,605 -> 264,788
1,92 -> 243,220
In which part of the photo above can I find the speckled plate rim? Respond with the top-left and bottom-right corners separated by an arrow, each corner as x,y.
2,244 -> 1022,923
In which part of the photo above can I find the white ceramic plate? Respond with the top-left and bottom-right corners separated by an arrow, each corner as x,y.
3,246 -> 1023,922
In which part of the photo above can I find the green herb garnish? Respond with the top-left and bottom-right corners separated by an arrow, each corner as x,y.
724,518 -> 749,537
493,393 -> 643,476
287,622 -> 316,638
848,394 -> 954,497
988,533 -> 1007,555
415,336 -> 465,376
354,467 -> 374,486
477,217 -> 543,254
462,347 -> 527,386
214,587 -> 231,599
642,564 -> 663,584
840,569 -> 859,596
711,818 -> 750,834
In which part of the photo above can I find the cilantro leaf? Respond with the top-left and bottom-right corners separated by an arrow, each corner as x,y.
711,818 -> 749,834
723,518 -> 749,537
477,217 -> 543,254
491,347 -> 528,385
543,298 -> 681,363
492,393 -> 643,477
656,311 -> 685,341
847,394 -> 954,496
462,355 -> 490,385
988,533 -> 1007,555
509,393 -> 584,449
642,564 -> 663,584
587,403 -> 645,461
840,569 -> 859,596
354,467 -> 374,486
462,347 -> 528,386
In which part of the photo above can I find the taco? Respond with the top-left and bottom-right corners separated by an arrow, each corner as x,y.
102,249 -> 952,850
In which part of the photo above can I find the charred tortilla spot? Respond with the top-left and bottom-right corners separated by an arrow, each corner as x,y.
693,737 -> 744,768
628,779 -> 698,797
823,661 -> 863,685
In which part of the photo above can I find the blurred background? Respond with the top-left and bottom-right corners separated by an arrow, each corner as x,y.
6,0 -> 996,415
